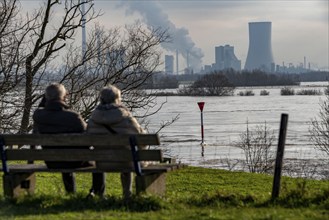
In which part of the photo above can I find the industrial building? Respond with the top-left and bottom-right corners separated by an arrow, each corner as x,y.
165,55 -> 174,74
214,45 -> 241,71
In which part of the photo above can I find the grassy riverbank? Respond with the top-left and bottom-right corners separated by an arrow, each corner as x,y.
0,166 -> 328,220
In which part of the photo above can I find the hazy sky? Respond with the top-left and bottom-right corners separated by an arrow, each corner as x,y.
20,0 -> 329,71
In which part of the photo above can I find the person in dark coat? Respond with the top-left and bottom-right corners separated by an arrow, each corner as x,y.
33,83 -> 105,196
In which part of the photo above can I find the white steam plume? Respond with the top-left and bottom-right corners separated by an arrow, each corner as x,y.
117,1 -> 204,72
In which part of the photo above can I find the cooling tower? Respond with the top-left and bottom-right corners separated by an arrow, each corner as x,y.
244,22 -> 274,71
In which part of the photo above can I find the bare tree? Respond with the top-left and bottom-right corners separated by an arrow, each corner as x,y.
60,22 -> 169,120
19,0 -> 102,133
0,0 -> 28,132
178,71 -> 235,96
235,121 -> 276,173
309,91 -> 329,157
1,0 -> 170,134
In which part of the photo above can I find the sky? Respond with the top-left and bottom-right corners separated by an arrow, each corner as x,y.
20,0 -> 329,72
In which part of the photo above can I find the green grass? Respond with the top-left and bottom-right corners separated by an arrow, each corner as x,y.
0,166 -> 328,220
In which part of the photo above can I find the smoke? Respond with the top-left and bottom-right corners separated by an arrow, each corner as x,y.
117,1 -> 204,72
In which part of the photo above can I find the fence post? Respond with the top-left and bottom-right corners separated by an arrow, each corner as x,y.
272,113 -> 289,200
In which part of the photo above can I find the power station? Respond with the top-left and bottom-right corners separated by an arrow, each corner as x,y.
215,45 -> 241,71
163,21 -> 316,74
166,22 -> 275,74
244,21 -> 274,71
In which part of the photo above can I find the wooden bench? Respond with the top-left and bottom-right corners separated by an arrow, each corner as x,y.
0,133 -> 184,199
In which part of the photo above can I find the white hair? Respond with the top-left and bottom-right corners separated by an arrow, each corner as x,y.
100,84 -> 121,104
45,83 -> 67,101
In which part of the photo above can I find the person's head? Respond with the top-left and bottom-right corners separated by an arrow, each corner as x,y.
100,84 -> 121,104
45,83 -> 67,101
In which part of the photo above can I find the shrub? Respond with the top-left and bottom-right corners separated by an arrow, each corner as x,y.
310,94 -> 329,157
152,91 -> 177,96
296,89 -> 322,95
281,87 -> 295,95
238,90 -> 255,96
234,121 -> 276,173
324,85 -> 329,95
260,90 -> 270,96
177,71 -> 235,96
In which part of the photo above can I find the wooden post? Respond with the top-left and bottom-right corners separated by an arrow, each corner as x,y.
272,113 -> 288,200
3,173 -> 36,198
135,173 -> 166,196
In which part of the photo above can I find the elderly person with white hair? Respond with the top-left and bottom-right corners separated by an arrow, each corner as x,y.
87,84 -> 145,200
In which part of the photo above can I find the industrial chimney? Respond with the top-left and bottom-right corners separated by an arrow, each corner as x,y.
244,22 -> 274,71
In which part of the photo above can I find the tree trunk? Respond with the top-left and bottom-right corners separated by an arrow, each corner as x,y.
19,63 -> 33,134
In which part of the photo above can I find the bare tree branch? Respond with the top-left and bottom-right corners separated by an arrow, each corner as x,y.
1,1 -> 172,135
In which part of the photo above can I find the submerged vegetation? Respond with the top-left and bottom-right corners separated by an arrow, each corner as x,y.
238,90 -> 255,96
178,71 -> 235,96
296,89 -> 322,95
260,89 -> 270,96
280,87 -> 295,95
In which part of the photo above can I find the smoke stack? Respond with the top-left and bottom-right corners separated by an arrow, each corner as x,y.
81,1 -> 87,61
244,22 -> 274,71
186,50 -> 190,69
176,49 -> 179,74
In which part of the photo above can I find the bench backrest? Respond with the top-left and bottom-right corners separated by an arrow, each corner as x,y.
0,133 -> 162,175
1,133 -> 160,146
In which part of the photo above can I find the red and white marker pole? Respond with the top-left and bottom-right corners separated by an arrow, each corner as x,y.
197,102 -> 205,157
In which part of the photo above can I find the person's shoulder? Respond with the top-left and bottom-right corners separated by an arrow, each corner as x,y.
33,107 -> 45,116
63,109 -> 86,127
64,108 -> 83,118
95,104 -> 125,114
34,106 -> 46,111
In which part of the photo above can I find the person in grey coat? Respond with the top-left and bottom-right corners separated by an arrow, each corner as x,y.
87,84 -> 145,200
33,83 -> 105,196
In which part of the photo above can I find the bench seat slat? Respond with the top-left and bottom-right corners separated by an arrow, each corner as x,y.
142,164 -> 187,172
5,149 -> 163,162
1,134 -> 160,146
0,163 -> 183,173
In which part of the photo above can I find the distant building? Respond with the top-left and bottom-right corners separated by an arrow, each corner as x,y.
184,67 -> 193,75
271,62 -> 276,72
165,55 -> 174,74
203,65 -> 212,73
214,45 -> 241,71
275,62 -> 310,74
244,22 -> 274,71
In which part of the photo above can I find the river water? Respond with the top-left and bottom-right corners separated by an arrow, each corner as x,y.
144,82 -> 329,178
